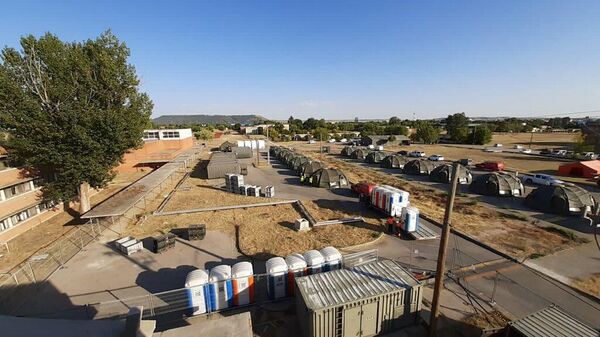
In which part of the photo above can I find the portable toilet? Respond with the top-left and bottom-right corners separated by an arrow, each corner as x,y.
266,257 -> 288,300
184,269 -> 210,316
244,140 -> 252,148
320,246 -> 342,271
303,250 -> 324,275
402,206 -> 420,233
231,262 -> 254,306
285,253 -> 307,296
208,265 -> 233,311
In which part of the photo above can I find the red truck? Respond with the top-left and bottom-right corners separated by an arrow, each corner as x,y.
475,161 -> 505,171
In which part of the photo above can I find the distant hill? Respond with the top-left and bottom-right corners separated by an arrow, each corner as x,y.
153,114 -> 265,125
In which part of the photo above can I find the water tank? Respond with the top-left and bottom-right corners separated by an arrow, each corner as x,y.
320,246 -> 342,272
402,207 -> 420,233
208,265 -> 232,311
231,262 -> 254,306
303,250 -> 324,275
266,257 -> 288,300
184,269 -> 210,315
285,253 -> 307,296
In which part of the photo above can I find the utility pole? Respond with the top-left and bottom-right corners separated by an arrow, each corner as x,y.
529,131 -> 534,150
266,126 -> 270,165
429,162 -> 460,337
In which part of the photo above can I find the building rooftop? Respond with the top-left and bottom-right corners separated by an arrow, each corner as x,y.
508,305 -> 598,337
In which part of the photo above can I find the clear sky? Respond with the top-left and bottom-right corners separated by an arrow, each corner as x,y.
1,0 -> 600,120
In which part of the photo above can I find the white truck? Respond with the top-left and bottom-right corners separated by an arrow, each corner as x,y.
522,173 -> 564,186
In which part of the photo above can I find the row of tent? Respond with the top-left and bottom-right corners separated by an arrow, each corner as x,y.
271,146 -> 349,188
341,146 -> 596,215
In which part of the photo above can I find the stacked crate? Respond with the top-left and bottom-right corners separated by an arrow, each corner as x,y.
226,174 -> 244,192
264,186 -> 275,198
247,186 -> 261,197
239,185 -> 250,196
187,224 -> 206,240
115,236 -> 143,256
152,233 -> 177,253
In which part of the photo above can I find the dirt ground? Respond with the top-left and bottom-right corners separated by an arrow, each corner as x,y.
279,142 -> 584,260
572,273 -> 600,297
0,170 -> 149,272
489,132 -> 578,149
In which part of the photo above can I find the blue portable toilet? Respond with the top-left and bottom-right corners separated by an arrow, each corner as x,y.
320,246 -> 342,271
208,265 -> 233,311
266,257 -> 288,300
184,269 -> 210,315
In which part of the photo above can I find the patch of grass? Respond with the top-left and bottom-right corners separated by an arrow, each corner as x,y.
542,226 -> 589,243
529,253 -> 546,259
572,273 -> 600,297
370,232 -> 381,239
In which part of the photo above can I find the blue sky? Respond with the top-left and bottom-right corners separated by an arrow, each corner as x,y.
1,0 -> 600,120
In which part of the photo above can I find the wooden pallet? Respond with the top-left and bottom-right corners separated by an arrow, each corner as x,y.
408,223 -> 439,240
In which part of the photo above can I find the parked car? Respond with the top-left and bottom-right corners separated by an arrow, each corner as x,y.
408,151 -> 426,157
308,140 -> 316,144
398,150 -> 408,156
514,144 -> 523,149
551,149 -> 568,157
340,138 -> 348,143
540,148 -> 552,155
494,143 -> 503,147
484,147 -> 502,153
475,161 -> 505,171
428,154 -> 445,161
328,139 -> 336,143
520,148 -> 532,154
577,152 -> 598,160
522,173 -> 564,186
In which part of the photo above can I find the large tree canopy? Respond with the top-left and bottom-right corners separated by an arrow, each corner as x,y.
0,31 -> 152,210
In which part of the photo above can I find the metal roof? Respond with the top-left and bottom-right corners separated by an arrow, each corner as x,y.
295,260 -> 420,310
508,305 -> 598,337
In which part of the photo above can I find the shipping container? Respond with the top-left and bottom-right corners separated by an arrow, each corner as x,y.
295,260 -> 423,337
185,269 -> 210,316
266,257 -> 288,300
303,250 -> 324,275
231,262 -> 255,306
206,152 -> 241,179
285,253 -> 307,296
209,265 -> 233,311
319,247 -> 342,271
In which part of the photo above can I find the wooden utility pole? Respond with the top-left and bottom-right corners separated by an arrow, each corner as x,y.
429,162 -> 460,337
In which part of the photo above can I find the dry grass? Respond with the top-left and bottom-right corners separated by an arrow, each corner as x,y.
463,310 -> 510,329
572,273 -> 600,297
279,143 -> 584,259
0,170 -> 148,272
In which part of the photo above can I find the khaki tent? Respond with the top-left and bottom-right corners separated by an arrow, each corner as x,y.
299,161 -> 325,179
219,141 -> 236,152
403,160 -> 437,175
231,146 -> 253,159
310,169 -> 349,188
350,148 -> 372,160
341,146 -> 357,157
429,164 -> 472,184
365,151 -> 387,164
525,184 -> 596,215
380,155 -> 408,169
290,156 -> 310,172
469,172 -> 524,196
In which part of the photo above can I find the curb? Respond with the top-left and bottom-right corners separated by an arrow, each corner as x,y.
340,231 -> 386,251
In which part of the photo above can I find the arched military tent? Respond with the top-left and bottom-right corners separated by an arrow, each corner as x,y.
290,156 -> 310,172
365,151 -> 387,164
403,160 -> 437,175
219,141 -> 236,152
310,169 -> 349,188
380,155 -> 408,169
341,146 -> 356,157
282,151 -> 296,165
469,172 -> 524,196
525,184 -> 595,215
429,164 -> 472,184
351,148 -> 372,160
270,146 -> 283,157
231,146 -> 253,159
299,160 -> 324,177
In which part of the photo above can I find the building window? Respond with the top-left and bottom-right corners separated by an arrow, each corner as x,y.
2,181 -> 33,200
162,131 -> 180,139
143,131 -> 160,140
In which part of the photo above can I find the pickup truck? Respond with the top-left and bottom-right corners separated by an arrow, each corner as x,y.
522,173 -> 564,186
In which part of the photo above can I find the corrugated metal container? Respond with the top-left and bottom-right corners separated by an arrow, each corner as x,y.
185,269 -> 210,316
207,152 -> 241,179
295,260 -> 423,337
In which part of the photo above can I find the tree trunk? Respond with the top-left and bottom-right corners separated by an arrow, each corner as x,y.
78,182 -> 91,214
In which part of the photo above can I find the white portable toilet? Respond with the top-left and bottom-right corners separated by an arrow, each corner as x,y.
303,250 -> 324,275
285,253 -> 307,296
208,265 -> 232,311
257,140 -> 266,149
402,206 -> 420,233
244,140 -> 252,148
266,257 -> 288,300
185,269 -> 210,315
320,246 -> 342,272
231,262 -> 254,306
237,140 -> 244,147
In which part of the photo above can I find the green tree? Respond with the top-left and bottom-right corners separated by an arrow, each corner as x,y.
411,121 -> 439,144
446,112 -> 469,143
313,127 -> 330,141
468,125 -> 492,145
194,129 -> 213,140
0,31 -> 152,213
